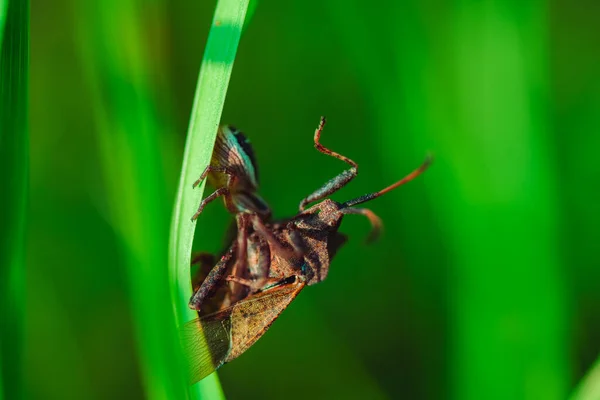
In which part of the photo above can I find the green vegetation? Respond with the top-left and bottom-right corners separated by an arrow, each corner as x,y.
571,356 -> 600,400
169,0 -> 249,398
5,0 -> 600,399
75,0 -> 187,397
0,1 -> 28,399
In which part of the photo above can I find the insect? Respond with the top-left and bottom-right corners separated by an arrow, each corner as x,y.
181,117 -> 431,382
190,125 -> 288,305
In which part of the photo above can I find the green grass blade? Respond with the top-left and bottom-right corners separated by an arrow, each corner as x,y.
75,1 -> 188,399
0,1 -> 7,44
0,0 -> 28,398
445,4 -> 568,399
329,1 -> 568,399
168,0 -> 249,398
571,356 -> 600,400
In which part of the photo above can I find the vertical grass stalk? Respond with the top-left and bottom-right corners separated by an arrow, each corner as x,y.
168,0 -> 249,398
329,1 -> 568,399
76,1 -> 188,399
446,3 -> 568,399
0,0 -> 28,398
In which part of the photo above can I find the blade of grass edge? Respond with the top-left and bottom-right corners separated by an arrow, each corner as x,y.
0,1 -> 5,399
0,0 -> 7,44
0,0 -> 28,399
168,1 -> 249,398
570,356 -> 600,400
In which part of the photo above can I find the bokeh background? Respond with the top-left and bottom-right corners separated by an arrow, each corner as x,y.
19,0 -> 600,399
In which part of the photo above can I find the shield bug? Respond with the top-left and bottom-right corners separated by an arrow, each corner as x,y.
182,117 -> 431,382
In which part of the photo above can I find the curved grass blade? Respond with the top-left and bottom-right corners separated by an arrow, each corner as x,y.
168,0 -> 250,398
0,0 -> 29,398
571,356 -> 600,400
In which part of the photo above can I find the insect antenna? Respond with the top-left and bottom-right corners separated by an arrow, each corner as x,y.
341,154 -> 432,209
339,154 -> 432,243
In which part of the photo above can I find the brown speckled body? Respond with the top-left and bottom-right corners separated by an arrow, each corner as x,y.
184,117 -> 430,383
183,199 -> 353,383
268,199 -> 348,285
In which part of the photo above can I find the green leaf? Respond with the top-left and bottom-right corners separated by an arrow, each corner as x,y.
168,0 -> 250,398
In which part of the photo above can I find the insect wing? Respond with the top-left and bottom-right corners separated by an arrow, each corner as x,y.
206,126 -> 270,216
209,126 -> 259,189
180,308 -> 233,383
181,277 -> 305,383
226,277 -> 305,361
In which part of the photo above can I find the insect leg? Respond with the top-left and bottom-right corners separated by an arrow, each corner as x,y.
192,165 -> 241,218
247,237 -> 272,291
225,275 -> 280,292
190,252 -> 216,292
189,245 -> 236,311
285,225 -> 309,256
235,213 -> 249,269
191,187 -> 230,221
225,276 -> 254,287
227,213 -> 251,303
299,116 -> 359,211
192,165 -> 236,188
225,236 -> 283,293
340,207 -> 383,243
250,215 -> 299,260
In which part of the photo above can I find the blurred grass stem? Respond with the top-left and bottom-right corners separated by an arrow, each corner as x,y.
0,0 -> 28,398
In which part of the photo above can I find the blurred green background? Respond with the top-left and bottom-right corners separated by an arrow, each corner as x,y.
15,0 -> 600,399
